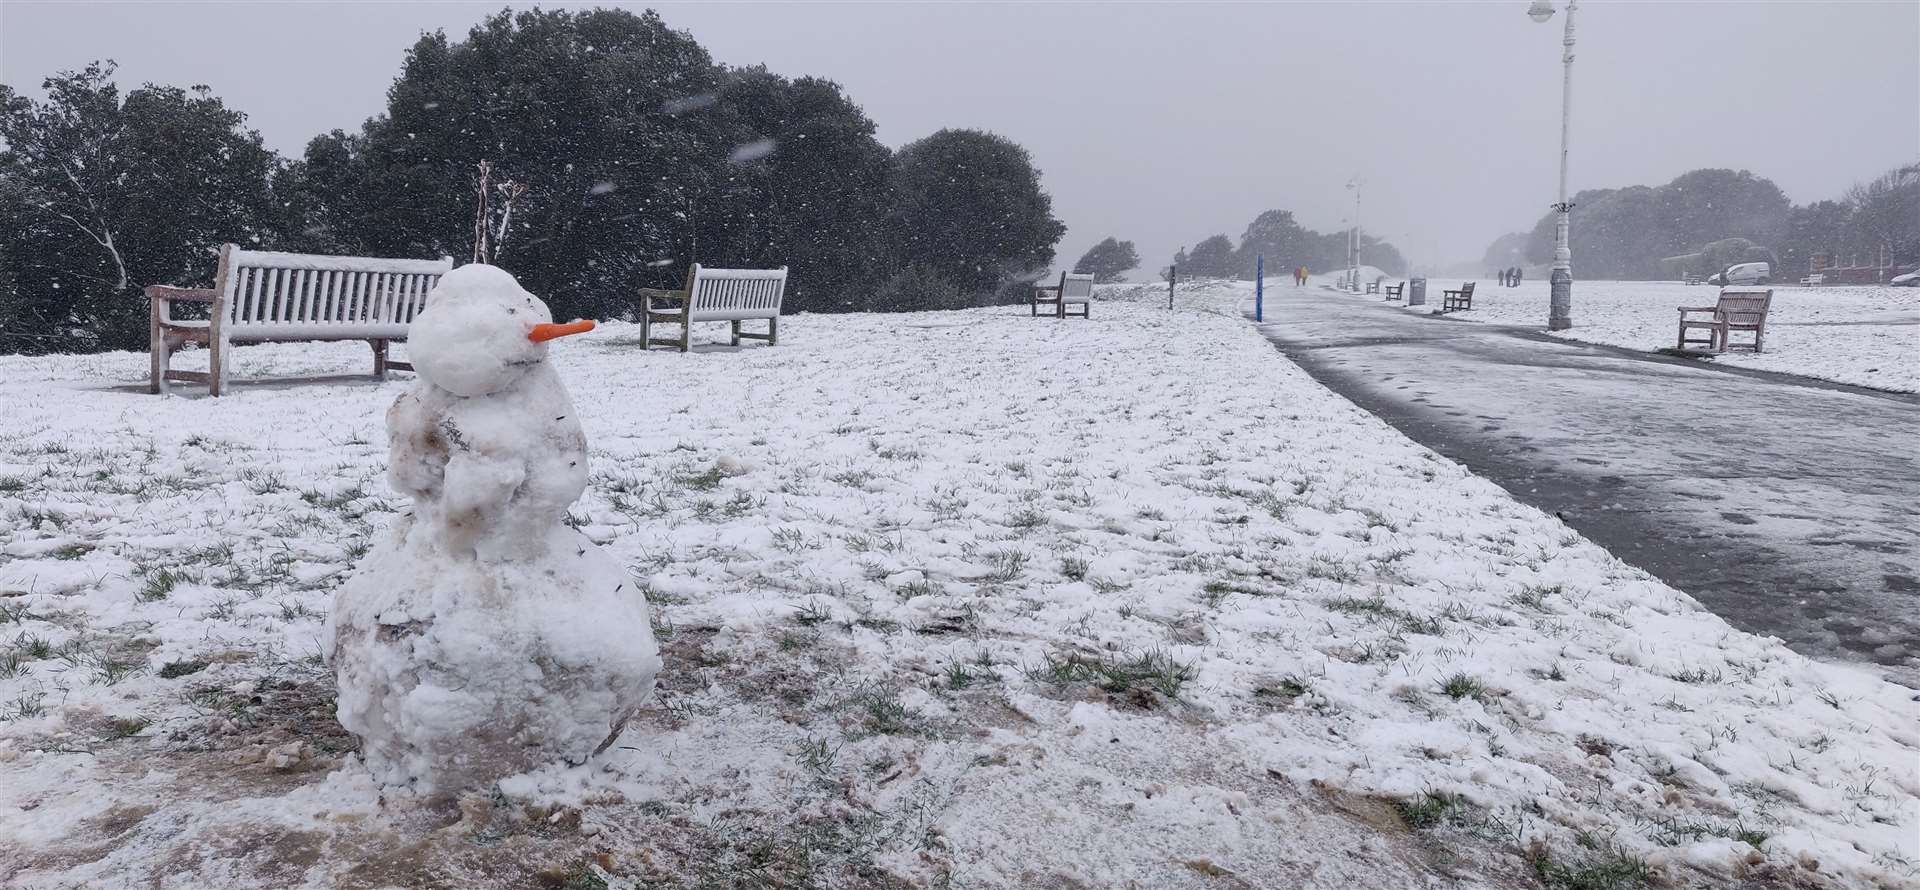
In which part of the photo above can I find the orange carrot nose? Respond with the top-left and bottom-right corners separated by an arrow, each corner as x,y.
528,319 -> 595,343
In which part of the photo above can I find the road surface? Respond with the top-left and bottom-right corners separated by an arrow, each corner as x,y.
1250,288 -> 1920,686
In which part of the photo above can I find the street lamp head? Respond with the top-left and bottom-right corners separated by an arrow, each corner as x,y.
1528,0 -> 1556,23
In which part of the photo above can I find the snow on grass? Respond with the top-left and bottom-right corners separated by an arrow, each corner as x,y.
0,286 -> 1914,888
1395,278 -> 1920,392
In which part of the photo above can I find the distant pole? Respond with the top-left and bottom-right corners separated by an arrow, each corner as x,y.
1255,255 -> 1264,321
1347,177 -> 1362,291
1168,263 -> 1176,309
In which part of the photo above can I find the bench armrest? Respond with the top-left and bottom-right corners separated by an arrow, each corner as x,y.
1676,306 -> 1720,315
146,285 -> 217,303
639,288 -> 689,310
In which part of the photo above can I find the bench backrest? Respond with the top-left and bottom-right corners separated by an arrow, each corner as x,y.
687,264 -> 787,321
219,245 -> 454,331
1462,282 -> 1475,296
1060,272 -> 1095,303
1716,287 -> 1771,326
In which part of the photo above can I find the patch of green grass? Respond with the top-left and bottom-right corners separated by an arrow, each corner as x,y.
5,692 -> 46,720
138,567 -> 187,602
1026,648 -> 1196,704
0,602 -> 33,625
52,543 -> 93,561
0,476 -> 26,493
851,687 -> 925,737
674,465 -> 729,492
91,656 -> 143,686
826,468 -> 874,489
1666,666 -> 1723,685
943,662 -> 989,690
1304,556 -> 1359,583
1530,847 -> 1652,890
1438,672 -> 1486,701
1395,791 -> 1465,829
158,658 -> 209,679
1643,814 -> 1767,849
1059,556 -> 1090,581
1254,675 -> 1311,702
1326,595 -> 1444,635
1202,576 -> 1274,602
240,469 -> 284,498
1006,506 -> 1048,530
0,651 -> 23,679
101,715 -> 150,740
981,549 -> 1028,584
791,600 -> 832,627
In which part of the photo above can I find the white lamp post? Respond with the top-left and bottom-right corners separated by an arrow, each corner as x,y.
1530,0 -> 1576,330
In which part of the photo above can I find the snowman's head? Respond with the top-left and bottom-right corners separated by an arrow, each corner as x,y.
408,264 -> 594,397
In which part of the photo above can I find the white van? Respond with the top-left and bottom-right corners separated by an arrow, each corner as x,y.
1707,262 -> 1770,286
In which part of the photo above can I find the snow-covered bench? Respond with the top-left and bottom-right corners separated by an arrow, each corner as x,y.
1031,272 -> 1094,319
146,244 -> 454,396
1676,287 -> 1771,353
1439,281 -> 1476,313
1384,282 -> 1404,301
639,264 -> 787,351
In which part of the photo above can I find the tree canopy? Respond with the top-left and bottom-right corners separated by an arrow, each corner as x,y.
1072,237 -> 1139,282
889,128 -> 1065,295
0,63 -> 279,353
1,7 -> 1070,354
1497,165 -> 1915,279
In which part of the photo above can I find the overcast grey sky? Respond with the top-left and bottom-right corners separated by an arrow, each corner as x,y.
3,1 -> 1915,276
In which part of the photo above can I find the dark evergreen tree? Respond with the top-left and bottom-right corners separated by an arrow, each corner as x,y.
1183,234 -> 1236,277
707,68 -> 893,314
324,8 -> 733,322
0,63 -> 279,353
1072,237 -> 1139,282
888,128 -> 1065,297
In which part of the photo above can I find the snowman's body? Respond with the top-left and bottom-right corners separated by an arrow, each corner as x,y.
326,264 -> 658,795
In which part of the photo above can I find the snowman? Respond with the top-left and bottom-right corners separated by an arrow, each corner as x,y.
325,263 -> 660,795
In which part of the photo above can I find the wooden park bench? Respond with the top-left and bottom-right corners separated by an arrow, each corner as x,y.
1676,286 -> 1772,353
146,244 -> 454,396
1384,282 -> 1404,301
1799,273 -> 1825,287
1365,277 -> 1383,295
1031,271 -> 1094,319
638,264 -> 787,351
1439,282 -> 1476,313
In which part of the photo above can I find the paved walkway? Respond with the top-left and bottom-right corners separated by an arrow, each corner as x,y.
1250,288 -> 1920,686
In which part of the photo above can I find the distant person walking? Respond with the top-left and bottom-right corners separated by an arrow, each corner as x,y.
1511,266 -> 1523,287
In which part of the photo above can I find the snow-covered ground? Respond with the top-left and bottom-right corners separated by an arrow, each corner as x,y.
0,285 -> 1915,888
1386,278 -> 1920,393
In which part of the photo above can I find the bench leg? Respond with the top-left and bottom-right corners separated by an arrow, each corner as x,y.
767,316 -> 778,346
640,310 -> 651,349
730,319 -> 741,347
208,333 -> 225,398
149,309 -> 166,395
680,320 -> 691,353
371,339 -> 388,378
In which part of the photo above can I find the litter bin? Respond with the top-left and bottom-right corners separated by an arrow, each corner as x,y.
1408,276 -> 1427,307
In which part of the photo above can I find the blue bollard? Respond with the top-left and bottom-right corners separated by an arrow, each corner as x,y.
1255,255 -> 1264,322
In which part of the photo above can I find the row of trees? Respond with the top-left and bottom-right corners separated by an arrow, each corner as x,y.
0,7 -> 1069,354
1481,165 -> 1918,279
1172,210 -> 1407,281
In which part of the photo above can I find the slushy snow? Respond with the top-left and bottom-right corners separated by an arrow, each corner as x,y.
325,264 -> 660,795
0,282 -> 1911,888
